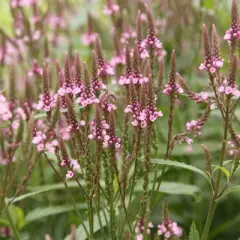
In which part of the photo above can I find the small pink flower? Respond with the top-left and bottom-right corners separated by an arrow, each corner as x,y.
200,92 -> 208,100
199,57 -> 224,74
103,1 -> 119,16
66,170 -> 74,179
81,32 -> 98,46
219,85 -> 225,93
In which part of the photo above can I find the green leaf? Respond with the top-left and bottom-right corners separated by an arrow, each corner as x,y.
64,211 -> 107,240
209,214 -> 240,240
64,203 -> 121,240
61,105 -> 85,113
223,160 -> 234,166
221,185 -> 240,198
0,121 -> 11,128
189,221 -> 200,240
8,205 -> 25,229
25,204 -> 87,225
8,182 -> 79,203
0,218 -> 10,226
45,152 -> 58,161
151,159 -> 211,184
8,181 -> 105,203
34,105 -> 84,119
154,182 -> 200,196
34,112 -> 47,119
135,181 -> 200,197
212,165 -> 230,181
113,175 -> 119,193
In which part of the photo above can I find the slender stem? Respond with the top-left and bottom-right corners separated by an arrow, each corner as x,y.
44,154 -> 89,237
119,129 -> 141,238
128,129 -> 141,205
88,200 -> 94,240
94,198 -> 106,240
201,100 -> 230,240
150,165 -> 167,207
150,95 -> 175,206
0,159 -> 12,210
109,176 -> 115,240
5,206 -> 21,240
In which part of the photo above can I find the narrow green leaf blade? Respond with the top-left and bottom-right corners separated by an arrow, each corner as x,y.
221,185 -> 240,198
151,159 -> 211,184
212,165 -> 230,181
189,221 -> 200,240
25,204 -> 87,225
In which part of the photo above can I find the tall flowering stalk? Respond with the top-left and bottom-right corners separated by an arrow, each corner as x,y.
201,2 -> 240,238
36,64 -> 57,120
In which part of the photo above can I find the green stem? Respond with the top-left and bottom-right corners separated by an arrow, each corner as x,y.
88,200 -> 94,240
201,100 -> 230,240
44,153 -> 89,237
95,192 -> 106,240
6,206 -> 21,240
109,178 -> 116,240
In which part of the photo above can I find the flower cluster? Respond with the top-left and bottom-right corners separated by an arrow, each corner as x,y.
110,53 -> 125,68
186,106 -> 210,136
37,66 -> 57,112
76,86 -> 99,107
120,45 -> 149,86
97,62 -> 115,79
163,83 -> 183,95
139,4 -> 165,59
199,56 -> 224,73
37,92 -> 57,112
141,36 -> 163,56
91,51 -> 107,94
32,129 -> 58,153
61,159 -> 81,179
0,152 -> 13,165
89,119 -> 120,149
103,0 -> 120,16
199,24 -> 224,74
125,103 -> 163,128
58,55 -> 75,96
82,32 -> 98,46
186,120 -> 203,135
0,93 -> 13,121
224,0 -> 240,43
177,74 -> 210,103
0,226 -> 11,238
28,60 -> 43,78
125,102 -> 143,127
59,138 -> 81,179
89,120 -> 110,141
46,15 -> 67,30
163,50 -> 183,96
218,56 -> 240,97
135,220 -> 153,240
224,27 -> 240,42
81,14 -> 98,46
219,83 -> 240,96
228,139 -> 240,156
100,95 -> 117,113
120,30 -> 136,44
11,0 -> 37,8
95,37 -> 115,79
120,74 -> 148,86
157,219 -> 183,239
